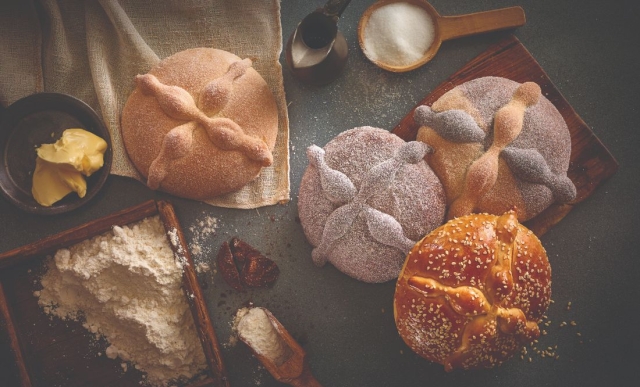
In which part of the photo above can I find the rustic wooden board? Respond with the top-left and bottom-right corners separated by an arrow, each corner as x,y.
0,200 -> 225,387
391,34 -> 619,236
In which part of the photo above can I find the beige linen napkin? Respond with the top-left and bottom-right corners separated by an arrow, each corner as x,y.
0,0 -> 290,209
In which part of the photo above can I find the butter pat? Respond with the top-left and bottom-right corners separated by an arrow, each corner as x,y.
32,129 -> 107,206
37,128 -> 107,175
32,160 -> 87,206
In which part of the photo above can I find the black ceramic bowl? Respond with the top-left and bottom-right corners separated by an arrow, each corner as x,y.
0,93 -> 112,215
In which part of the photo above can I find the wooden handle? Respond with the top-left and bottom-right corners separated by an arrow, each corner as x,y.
289,362 -> 323,387
438,6 -> 525,42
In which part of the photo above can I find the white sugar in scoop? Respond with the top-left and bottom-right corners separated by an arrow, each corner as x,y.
361,2 -> 435,68
358,1 -> 527,72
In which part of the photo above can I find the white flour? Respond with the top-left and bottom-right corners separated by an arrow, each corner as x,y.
235,307 -> 293,366
37,216 -> 206,386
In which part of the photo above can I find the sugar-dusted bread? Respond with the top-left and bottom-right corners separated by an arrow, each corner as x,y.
298,127 -> 446,283
121,48 -> 278,200
414,76 -> 576,221
394,211 -> 551,371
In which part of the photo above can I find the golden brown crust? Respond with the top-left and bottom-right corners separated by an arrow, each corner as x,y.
121,48 -> 279,200
394,211 -> 551,371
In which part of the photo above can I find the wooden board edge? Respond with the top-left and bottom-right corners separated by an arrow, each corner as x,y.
0,282 -> 32,387
184,376 -> 216,387
0,200 -> 158,270
157,200 -> 230,387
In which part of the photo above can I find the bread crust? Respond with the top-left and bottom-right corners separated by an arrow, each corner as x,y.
298,127 -> 446,283
394,211 -> 551,371
121,48 -> 278,200
415,77 -> 575,221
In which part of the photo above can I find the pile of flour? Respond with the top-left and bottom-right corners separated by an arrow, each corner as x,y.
37,216 -> 206,386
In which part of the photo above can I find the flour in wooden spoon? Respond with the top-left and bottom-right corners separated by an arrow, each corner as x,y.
37,216 -> 206,386
235,307 -> 293,366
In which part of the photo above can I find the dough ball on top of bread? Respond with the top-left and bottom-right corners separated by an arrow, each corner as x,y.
121,48 -> 279,200
394,210 -> 551,371
298,127 -> 446,283
414,76 -> 576,221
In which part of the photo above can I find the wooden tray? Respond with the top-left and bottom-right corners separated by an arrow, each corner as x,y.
0,200 -> 229,387
392,34 -> 619,236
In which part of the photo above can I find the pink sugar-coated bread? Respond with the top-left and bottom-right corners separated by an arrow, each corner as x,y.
121,48 -> 278,200
394,211 -> 551,371
414,76 -> 576,222
298,127 -> 446,283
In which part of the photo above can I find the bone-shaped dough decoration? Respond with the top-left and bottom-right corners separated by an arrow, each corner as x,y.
501,147 -> 576,203
407,211 -> 540,371
135,60 -> 273,190
448,82 -> 541,219
307,142 -> 431,266
414,105 -> 486,143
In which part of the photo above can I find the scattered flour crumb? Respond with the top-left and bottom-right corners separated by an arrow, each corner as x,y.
188,213 -> 219,260
195,262 -> 210,274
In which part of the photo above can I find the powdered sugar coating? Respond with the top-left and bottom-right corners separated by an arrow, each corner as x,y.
416,77 -> 574,221
298,127 -> 446,283
414,106 -> 486,143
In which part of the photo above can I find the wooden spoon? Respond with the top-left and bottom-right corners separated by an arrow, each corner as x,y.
239,308 -> 322,387
358,0 -> 526,72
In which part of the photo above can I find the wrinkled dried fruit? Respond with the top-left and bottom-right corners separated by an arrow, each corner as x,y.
230,237 -> 261,264
241,255 -> 280,287
216,241 -> 244,292
216,237 -> 280,291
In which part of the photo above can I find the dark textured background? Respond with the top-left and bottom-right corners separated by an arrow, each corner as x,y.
1,0 -> 639,386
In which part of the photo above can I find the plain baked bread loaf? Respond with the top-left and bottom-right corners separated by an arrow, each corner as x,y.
394,211 -> 551,371
121,48 -> 279,200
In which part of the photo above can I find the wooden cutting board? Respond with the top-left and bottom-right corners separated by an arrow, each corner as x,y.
391,34 -> 619,236
0,200 -> 227,387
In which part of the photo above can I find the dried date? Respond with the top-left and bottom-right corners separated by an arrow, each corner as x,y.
216,241 -> 244,292
240,255 -> 280,287
217,237 -> 279,291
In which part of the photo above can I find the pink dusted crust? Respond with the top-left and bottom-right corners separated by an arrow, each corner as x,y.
298,127 -> 446,283
121,48 -> 278,200
416,76 -> 573,221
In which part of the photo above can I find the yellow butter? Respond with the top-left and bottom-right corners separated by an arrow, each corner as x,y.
31,128 -> 106,206
36,128 -> 107,176
32,159 -> 87,207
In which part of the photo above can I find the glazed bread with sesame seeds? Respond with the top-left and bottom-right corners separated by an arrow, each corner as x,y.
394,210 -> 551,371
121,48 -> 279,200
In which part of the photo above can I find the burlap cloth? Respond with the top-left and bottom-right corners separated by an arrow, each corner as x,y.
0,0 -> 290,209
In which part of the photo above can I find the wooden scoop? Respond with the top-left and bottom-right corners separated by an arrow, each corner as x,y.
239,308 -> 322,387
358,0 -> 526,72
